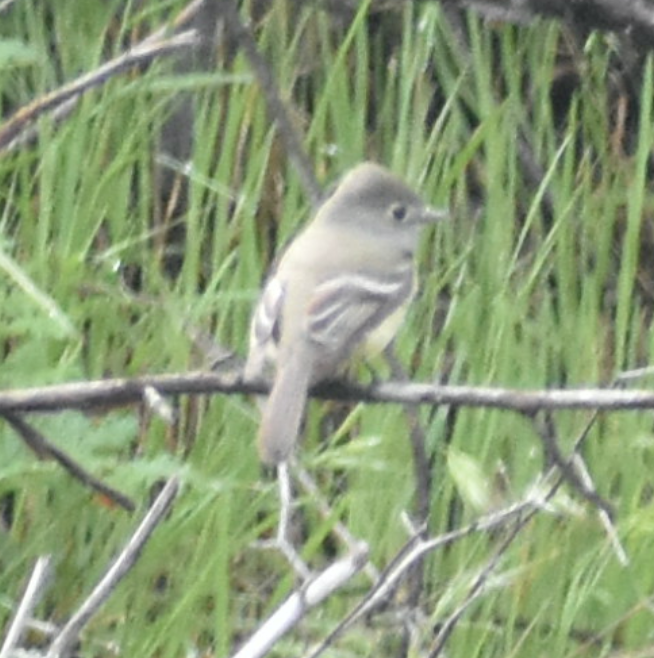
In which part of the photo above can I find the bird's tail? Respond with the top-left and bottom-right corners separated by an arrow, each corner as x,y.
257,344 -> 313,465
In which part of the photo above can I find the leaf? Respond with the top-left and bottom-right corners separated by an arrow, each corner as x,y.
0,39 -> 41,68
447,446 -> 495,514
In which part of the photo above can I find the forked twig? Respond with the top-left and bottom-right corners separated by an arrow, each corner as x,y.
232,543 -> 369,658
306,497 -> 538,658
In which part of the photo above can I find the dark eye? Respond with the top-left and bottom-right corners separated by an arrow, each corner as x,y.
391,204 -> 407,221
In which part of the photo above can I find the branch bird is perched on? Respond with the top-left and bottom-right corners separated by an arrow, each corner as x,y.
245,162 -> 446,464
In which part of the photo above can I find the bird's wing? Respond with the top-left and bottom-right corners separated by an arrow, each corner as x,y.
244,277 -> 285,380
306,265 -> 414,352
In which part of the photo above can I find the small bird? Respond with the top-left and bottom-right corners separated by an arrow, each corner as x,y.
245,162 -> 445,464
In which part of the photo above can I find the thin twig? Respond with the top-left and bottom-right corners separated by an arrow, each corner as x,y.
429,510 -> 533,655
45,477 -> 179,658
0,556 -> 52,658
306,497 -> 538,658
384,348 -> 433,656
276,463 -> 311,579
218,2 -> 322,206
2,0 -> 208,152
0,31 -> 199,152
255,463 -> 311,578
2,411 -> 136,512
570,452 -> 628,565
532,411 -> 614,518
143,0 -> 207,43
232,544 -> 369,658
295,466 -> 379,581
3,96 -> 79,152
427,395 -> 631,654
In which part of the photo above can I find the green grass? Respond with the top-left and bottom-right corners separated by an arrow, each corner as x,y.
2,2 -> 654,657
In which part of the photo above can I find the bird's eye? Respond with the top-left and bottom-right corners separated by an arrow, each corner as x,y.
391,204 -> 407,221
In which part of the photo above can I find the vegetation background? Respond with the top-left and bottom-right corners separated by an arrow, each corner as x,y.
1,1 -> 654,656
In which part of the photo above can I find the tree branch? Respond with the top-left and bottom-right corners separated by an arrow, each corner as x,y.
45,478 -> 179,658
444,0 -> 654,49
2,411 -> 136,512
1,370 -> 654,415
0,31 -> 199,152
218,2 -> 323,206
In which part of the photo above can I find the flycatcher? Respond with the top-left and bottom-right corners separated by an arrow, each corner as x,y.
245,162 -> 445,464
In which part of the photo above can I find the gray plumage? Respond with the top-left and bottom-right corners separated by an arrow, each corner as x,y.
245,162 -> 445,464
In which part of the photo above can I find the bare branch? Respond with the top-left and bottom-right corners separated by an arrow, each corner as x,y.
570,452 -> 628,565
218,3 -> 322,206
232,544 -> 369,658
45,478 -> 179,658
256,463 -> 312,579
532,411 -> 614,517
295,466 -> 380,581
2,370 -> 654,415
446,0 -> 654,47
425,397 -> 632,653
144,0 -> 207,43
306,497 -> 537,658
428,510 -> 533,656
2,411 -> 136,512
0,556 -> 52,658
0,30 -> 199,152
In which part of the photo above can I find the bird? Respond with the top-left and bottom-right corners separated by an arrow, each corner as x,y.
244,162 -> 445,464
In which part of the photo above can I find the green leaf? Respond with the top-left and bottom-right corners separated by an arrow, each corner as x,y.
0,39 -> 41,68
447,446 -> 495,513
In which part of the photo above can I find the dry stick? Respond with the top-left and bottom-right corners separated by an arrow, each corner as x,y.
428,509 -> 534,656
2,0 -> 208,151
255,464 -> 311,580
530,374 -> 635,565
4,370 -> 654,414
533,411 -> 614,518
232,544 -> 369,658
0,556 -> 52,658
306,497 -> 539,658
571,451 -> 628,566
427,400 -> 630,655
0,30 -> 199,152
427,472 -> 569,655
143,385 -> 176,425
309,391 -> 632,657
384,349 -> 433,657
1,411 -> 136,512
45,477 -> 179,658
385,350 -> 432,533
143,0 -> 207,43
275,463 -> 311,579
449,0 -> 654,40
295,466 -> 380,581
566,375 -> 641,566
304,519 -> 434,658
3,96 -> 79,153
218,2 -> 323,207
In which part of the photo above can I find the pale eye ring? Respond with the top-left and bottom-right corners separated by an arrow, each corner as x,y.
391,203 -> 407,221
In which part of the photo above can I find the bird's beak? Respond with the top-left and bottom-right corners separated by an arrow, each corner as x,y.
421,206 -> 449,224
